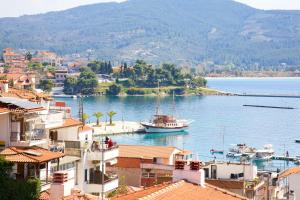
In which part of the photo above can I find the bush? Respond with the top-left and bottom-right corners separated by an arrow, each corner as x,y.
106,84 -> 122,95
169,87 -> 186,95
126,88 -> 146,95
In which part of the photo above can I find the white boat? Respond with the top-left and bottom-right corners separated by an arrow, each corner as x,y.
227,144 -> 256,158
141,116 -> 192,133
254,144 -> 275,160
141,83 -> 192,133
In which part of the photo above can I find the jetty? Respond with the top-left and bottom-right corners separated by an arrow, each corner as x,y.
243,105 -> 296,109
235,93 -> 300,98
272,156 -> 296,161
91,121 -> 145,136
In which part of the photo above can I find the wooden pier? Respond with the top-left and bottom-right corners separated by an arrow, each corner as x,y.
243,105 -> 296,109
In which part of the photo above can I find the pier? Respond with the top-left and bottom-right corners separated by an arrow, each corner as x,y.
235,93 -> 300,98
272,156 -> 297,161
91,121 -> 145,136
243,105 -> 296,109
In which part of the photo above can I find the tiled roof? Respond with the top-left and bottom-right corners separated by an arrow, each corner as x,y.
79,125 -> 93,132
51,118 -> 83,130
113,181 -> 248,200
279,166 -> 300,178
206,179 -> 244,189
0,107 -> 9,114
119,145 -> 182,159
39,190 -> 50,200
0,146 -> 64,163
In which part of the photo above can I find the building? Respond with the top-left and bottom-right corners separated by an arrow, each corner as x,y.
0,83 -> 119,198
2,48 -> 27,68
275,166 -> 300,200
32,51 -> 62,67
108,145 -> 192,187
0,73 -> 36,90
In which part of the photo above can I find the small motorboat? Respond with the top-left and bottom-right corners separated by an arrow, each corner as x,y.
295,140 -> 300,143
254,144 -> 275,160
227,144 -> 256,158
210,149 -> 224,154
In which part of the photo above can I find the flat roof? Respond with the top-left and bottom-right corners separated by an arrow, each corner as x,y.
0,97 -> 44,110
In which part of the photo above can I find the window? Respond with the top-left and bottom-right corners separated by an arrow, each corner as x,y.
84,169 -> 88,182
153,157 -> 157,163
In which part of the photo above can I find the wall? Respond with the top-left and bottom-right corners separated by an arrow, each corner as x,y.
0,113 -> 10,147
289,173 -> 300,198
204,163 -> 257,181
78,130 -> 93,141
56,126 -> 80,141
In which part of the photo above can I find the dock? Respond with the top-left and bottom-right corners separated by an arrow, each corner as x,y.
91,121 -> 145,136
243,105 -> 296,109
236,93 -> 300,98
272,156 -> 297,161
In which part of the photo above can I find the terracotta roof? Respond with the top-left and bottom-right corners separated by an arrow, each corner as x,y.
39,190 -> 50,200
0,146 -> 64,163
51,118 -> 83,129
79,125 -> 93,132
279,166 -> 300,178
113,181 -> 248,200
119,145 -> 183,159
0,107 -> 9,114
62,188 -> 99,200
206,179 -> 244,190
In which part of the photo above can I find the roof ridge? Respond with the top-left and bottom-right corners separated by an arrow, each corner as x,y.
205,183 -> 248,200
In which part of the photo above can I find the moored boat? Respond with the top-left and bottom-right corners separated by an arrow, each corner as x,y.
254,144 -> 275,160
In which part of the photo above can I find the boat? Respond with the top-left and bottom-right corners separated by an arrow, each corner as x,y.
210,149 -> 224,154
295,140 -> 300,143
141,83 -> 192,133
254,144 -> 275,160
226,144 -> 256,158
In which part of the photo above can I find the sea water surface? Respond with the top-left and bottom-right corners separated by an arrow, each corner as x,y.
56,78 -> 300,170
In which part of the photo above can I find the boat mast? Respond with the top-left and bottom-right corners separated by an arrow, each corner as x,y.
155,81 -> 161,115
172,90 -> 176,118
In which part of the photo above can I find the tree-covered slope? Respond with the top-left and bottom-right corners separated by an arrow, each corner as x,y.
1,0 -> 300,67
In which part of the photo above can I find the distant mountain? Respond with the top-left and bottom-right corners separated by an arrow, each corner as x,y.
1,0 -> 300,67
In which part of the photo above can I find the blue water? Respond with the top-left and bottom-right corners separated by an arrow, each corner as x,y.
56,78 -> 300,170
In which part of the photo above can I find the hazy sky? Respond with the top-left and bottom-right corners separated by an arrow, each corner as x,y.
0,0 -> 300,18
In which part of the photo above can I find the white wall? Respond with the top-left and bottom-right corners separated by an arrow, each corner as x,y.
78,130 -> 93,141
205,163 -> 257,180
173,165 -> 205,187
57,126 -> 80,141
289,173 -> 300,199
0,113 -> 10,146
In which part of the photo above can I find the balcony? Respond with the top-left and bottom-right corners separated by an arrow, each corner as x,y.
87,142 -> 119,162
141,163 -> 174,171
85,172 -> 119,194
35,111 -> 64,129
10,129 -> 47,147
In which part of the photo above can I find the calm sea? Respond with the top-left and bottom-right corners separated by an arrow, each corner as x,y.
56,78 -> 300,170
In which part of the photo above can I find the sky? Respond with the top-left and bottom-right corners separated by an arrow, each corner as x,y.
0,0 -> 300,18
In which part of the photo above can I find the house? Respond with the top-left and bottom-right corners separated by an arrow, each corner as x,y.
107,145 -> 192,187
0,73 -> 36,90
2,48 -> 28,68
275,166 -> 300,200
0,82 -> 119,198
32,51 -> 62,67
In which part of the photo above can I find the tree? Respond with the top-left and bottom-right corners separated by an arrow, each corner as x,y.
93,112 -> 103,126
63,76 -> 78,94
106,84 -> 122,95
0,156 -> 13,178
77,70 -> 98,95
39,79 -> 54,92
82,113 -> 89,125
107,111 -> 116,125
25,51 -> 32,61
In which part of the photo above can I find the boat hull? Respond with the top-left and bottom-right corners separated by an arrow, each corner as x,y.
143,125 -> 187,133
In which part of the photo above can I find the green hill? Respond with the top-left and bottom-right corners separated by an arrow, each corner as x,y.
1,0 -> 300,67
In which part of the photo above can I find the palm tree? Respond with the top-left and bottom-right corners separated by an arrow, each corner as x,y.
93,112 -> 103,126
82,113 -> 89,125
107,111 -> 117,125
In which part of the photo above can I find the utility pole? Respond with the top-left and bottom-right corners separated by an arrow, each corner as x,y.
101,137 -> 104,200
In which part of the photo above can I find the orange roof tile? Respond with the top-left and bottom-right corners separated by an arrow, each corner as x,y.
206,179 -> 244,190
51,118 -> 83,130
113,181 -> 248,200
0,107 -> 9,114
118,145 -> 183,159
279,166 -> 300,178
39,190 -> 50,200
79,125 -> 93,132
0,146 -> 64,163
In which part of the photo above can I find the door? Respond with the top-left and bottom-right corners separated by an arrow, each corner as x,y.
211,165 -> 217,179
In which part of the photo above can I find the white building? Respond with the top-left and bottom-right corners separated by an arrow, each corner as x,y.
275,167 -> 300,200
0,87 -> 119,198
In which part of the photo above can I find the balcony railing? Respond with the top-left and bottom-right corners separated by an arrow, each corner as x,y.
87,141 -> 119,161
85,172 -> 119,194
10,129 -> 47,146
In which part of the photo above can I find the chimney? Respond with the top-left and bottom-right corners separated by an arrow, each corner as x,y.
173,160 -> 205,187
49,171 -> 73,200
0,80 -> 9,93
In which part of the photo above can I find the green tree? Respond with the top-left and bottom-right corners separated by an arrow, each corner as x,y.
106,84 -> 122,95
25,51 -> 32,61
93,112 -> 103,126
63,76 -> 78,94
77,70 -> 98,95
107,111 -> 116,125
39,79 -> 54,92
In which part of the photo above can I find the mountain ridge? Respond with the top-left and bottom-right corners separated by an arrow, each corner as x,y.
1,0 -> 300,67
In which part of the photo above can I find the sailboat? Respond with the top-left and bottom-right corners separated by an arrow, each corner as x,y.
141,83 -> 192,133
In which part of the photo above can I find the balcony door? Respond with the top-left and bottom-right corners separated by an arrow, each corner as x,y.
211,165 -> 217,179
